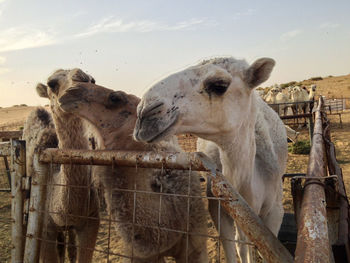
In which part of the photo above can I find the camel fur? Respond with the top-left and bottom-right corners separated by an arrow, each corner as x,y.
34,69 -> 100,263
51,71 -> 209,263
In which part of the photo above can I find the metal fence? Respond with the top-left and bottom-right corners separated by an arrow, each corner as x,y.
1,97 -> 350,262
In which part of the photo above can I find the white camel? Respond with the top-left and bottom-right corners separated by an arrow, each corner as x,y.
290,86 -> 309,114
264,87 -> 290,115
308,84 -> 317,112
133,57 -> 288,263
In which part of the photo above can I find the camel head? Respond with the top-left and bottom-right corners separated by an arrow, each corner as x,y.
36,68 -> 95,116
134,57 -> 275,143
57,81 -> 140,135
310,84 -> 316,92
290,86 -> 301,96
269,87 -> 280,97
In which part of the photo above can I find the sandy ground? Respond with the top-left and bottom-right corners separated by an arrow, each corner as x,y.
0,74 -> 350,262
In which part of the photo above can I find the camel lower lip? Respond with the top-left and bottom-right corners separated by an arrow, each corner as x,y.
146,116 -> 179,143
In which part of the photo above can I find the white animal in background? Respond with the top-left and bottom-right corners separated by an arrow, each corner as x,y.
308,84 -> 317,111
290,86 -> 310,115
265,87 -> 290,115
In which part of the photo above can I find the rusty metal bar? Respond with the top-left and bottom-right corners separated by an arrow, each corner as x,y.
0,130 -> 22,140
324,114 -> 350,261
280,113 -> 313,120
24,152 -> 50,263
39,148 -> 210,170
11,140 -> 26,263
38,149 -> 293,263
294,98 -> 334,263
0,141 -> 12,156
4,156 -> 12,188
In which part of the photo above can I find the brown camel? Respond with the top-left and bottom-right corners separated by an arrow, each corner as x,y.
34,69 -> 100,262
55,70 -> 209,263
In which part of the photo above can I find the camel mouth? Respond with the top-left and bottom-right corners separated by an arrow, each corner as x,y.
58,86 -> 87,112
147,115 -> 179,143
135,112 -> 179,143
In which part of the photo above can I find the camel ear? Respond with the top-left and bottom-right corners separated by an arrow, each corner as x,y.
244,58 -> 275,88
71,68 -> 91,82
36,83 -> 49,98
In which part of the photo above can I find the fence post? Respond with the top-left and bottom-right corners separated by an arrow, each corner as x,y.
11,140 -> 26,263
308,115 -> 314,145
295,98 -> 334,263
23,150 -> 50,263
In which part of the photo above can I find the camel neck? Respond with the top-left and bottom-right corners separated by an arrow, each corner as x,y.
209,96 -> 257,192
53,111 -> 89,150
216,125 -> 256,191
52,110 -> 89,185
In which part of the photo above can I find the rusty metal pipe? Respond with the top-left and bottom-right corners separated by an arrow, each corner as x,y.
0,131 -> 22,140
294,98 -> 334,263
39,148 -> 211,170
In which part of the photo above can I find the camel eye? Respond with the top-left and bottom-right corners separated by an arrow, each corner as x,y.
47,79 -> 59,93
204,78 -> 230,96
107,91 -> 127,108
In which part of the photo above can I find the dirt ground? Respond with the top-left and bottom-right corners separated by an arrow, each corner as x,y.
0,82 -> 350,261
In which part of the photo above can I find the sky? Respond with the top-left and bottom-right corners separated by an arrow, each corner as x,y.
0,0 -> 349,107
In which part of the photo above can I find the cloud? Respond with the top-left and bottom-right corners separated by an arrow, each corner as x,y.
76,17 -> 216,38
280,29 -> 302,41
320,22 -> 340,29
0,27 -> 57,52
0,56 -> 5,64
232,8 -> 256,20
0,67 -> 10,74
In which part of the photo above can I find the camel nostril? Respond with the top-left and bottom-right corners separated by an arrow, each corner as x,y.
140,102 -> 164,118
134,234 -> 142,240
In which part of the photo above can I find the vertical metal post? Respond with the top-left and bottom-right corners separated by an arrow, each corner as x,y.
308,115 -> 314,145
11,140 -> 26,263
295,98 -> 334,263
4,156 -> 12,188
23,151 -> 49,263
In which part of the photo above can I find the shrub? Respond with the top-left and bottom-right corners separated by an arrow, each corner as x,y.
310,77 -> 323,81
288,140 -> 311,155
20,104 -> 27,107
280,81 -> 297,89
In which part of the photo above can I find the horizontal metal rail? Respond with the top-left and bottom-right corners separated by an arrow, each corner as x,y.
0,130 -> 22,140
37,148 -> 293,263
268,100 -> 314,106
280,113 -> 313,120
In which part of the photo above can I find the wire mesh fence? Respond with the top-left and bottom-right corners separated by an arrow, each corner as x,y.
31,151 -> 256,263
1,142 -> 292,263
4,97 -> 348,262
0,141 -> 14,263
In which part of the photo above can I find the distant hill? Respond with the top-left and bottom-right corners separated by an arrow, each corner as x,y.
299,74 -> 350,99
266,73 -> 350,99
1,74 -> 350,131
0,106 -> 43,131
